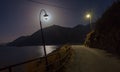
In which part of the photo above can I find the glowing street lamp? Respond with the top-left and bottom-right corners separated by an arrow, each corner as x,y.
39,9 -> 48,70
86,13 -> 92,30
86,14 -> 91,18
44,14 -> 49,20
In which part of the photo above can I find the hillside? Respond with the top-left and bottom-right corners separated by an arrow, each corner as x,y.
85,1 -> 120,55
8,25 -> 90,46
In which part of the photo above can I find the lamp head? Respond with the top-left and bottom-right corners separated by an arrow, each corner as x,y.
44,14 -> 48,20
86,14 -> 91,18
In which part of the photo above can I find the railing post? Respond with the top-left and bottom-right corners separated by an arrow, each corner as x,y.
8,67 -> 12,72
57,50 -> 62,72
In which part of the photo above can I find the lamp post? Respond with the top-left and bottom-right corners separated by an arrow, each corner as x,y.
86,13 -> 92,30
39,9 -> 48,71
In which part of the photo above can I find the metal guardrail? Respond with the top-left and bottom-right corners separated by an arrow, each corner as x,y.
47,45 -> 71,72
0,45 -> 72,72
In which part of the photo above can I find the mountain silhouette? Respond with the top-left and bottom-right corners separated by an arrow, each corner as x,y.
8,24 -> 90,46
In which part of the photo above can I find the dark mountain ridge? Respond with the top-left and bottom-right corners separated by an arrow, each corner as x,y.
8,24 -> 90,46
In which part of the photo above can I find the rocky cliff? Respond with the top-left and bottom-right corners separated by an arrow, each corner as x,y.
85,1 -> 120,55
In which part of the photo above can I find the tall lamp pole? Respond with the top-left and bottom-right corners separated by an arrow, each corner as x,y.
39,9 -> 48,71
86,13 -> 92,30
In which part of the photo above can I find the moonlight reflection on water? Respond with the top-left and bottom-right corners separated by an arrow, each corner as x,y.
0,45 -> 59,68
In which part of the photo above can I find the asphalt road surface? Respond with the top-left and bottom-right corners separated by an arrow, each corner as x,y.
65,45 -> 120,72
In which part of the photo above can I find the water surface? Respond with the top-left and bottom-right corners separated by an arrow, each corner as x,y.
0,45 -> 59,68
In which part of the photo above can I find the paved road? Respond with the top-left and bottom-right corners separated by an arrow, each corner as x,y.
65,45 -> 120,72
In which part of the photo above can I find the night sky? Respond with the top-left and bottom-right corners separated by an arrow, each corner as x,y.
0,0 -> 116,43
